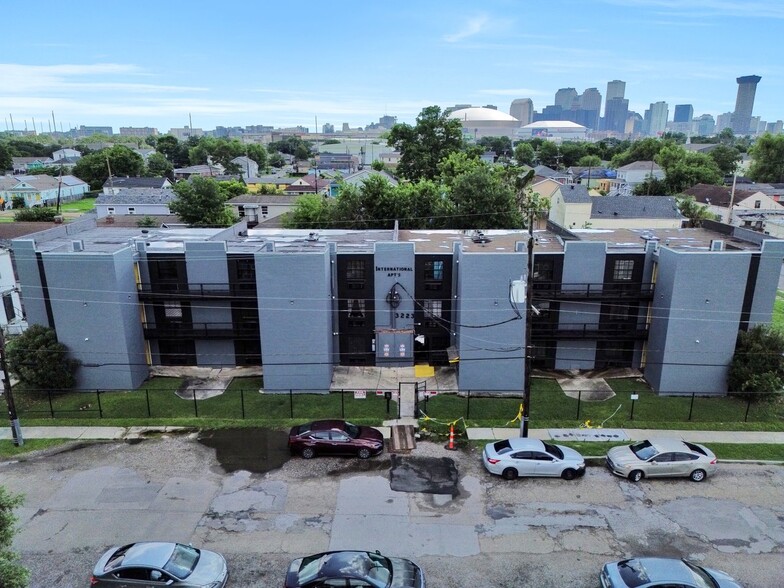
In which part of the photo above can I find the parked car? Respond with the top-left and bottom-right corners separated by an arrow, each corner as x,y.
482,437 -> 585,480
288,419 -> 384,459
90,542 -> 228,587
600,557 -> 742,587
606,438 -> 718,482
285,550 -> 425,588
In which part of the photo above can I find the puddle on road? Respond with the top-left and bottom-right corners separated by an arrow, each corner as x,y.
197,428 -> 290,474
389,454 -> 459,495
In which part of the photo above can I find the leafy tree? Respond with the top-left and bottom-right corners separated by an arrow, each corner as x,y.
437,151 -> 484,189
387,106 -> 465,181
748,133 -> 784,183
217,179 -> 247,199
11,196 -> 25,209
662,131 -> 687,144
188,143 -> 210,166
6,324 -> 80,389
397,179 -> 455,229
728,325 -> 784,399
577,155 -> 602,167
284,194 -> 334,229
14,207 -> 59,221
0,486 -> 29,588
717,127 -> 736,146
708,144 -> 742,176
633,177 -> 669,196
136,216 -> 158,228
450,166 -> 522,228
169,177 -> 238,227
268,137 -> 313,159
610,137 -> 667,168
246,144 -> 268,170
268,152 -> 285,168
536,141 -> 560,168
371,160 -> 385,171
558,142 -> 588,167
676,195 -> 716,227
656,144 -> 722,193
155,135 -> 189,166
145,152 -> 173,178
0,142 -> 11,171
513,142 -> 536,166
477,136 -> 513,158
72,145 -> 145,190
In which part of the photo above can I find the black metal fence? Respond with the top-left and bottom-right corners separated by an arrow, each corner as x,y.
12,386 -> 783,425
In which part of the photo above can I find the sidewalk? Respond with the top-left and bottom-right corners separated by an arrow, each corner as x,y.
2,425 -> 783,444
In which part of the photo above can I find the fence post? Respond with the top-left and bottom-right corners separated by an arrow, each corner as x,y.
240,389 -> 245,419
341,389 -> 345,418
688,392 -> 695,421
48,390 -> 54,419
629,396 -> 636,421
192,390 -> 199,417
96,390 -> 103,418
290,389 -> 294,419
466,389 -> 471,419
744,394 -> 752,422
576,390 -> 582,420
146,389 -> 151,418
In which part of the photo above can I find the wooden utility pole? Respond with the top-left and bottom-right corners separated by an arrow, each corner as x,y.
0,329 -> 23,446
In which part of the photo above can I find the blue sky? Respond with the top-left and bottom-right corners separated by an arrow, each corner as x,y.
1,0 -> 782,134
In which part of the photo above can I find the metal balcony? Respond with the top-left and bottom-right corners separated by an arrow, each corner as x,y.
137,282 -> 257,300
142,322 -> 260,339
531,321 -> 649,340
532,282 -> 654,300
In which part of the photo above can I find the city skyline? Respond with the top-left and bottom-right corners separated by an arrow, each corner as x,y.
1,0 -> 782,133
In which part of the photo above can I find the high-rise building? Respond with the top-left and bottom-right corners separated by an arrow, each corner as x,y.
644,102 -> 668,136
509,98 -> 534,125
554,88 -> 578,110
694,114 -> 716,136
716,112 -> 733,132
604,97 -> 629,133
673,105 -> 694,123
322,123 -> 335,134
578,88 -> 602,130
604,80 -> 626,116
731,75 -> 762,135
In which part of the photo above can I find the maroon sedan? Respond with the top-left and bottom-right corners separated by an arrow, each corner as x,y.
288,420 -> 384,459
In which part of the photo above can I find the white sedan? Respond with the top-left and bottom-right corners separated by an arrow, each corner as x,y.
482,437 -> 586,480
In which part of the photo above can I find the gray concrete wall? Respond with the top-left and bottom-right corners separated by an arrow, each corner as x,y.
11,239 -> 49,328
455,248 -> 525,392
41,246 -> 148,390
646,248 -> 750,395
373,242 -> 415,367
256,248 -> 333,391
749,240 -> 784,325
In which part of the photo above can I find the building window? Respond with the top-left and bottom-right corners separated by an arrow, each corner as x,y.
605,303 -> 631,321
612,259 -> 634,281
754,200 -> 761,209
348,298 -> 366,326
163,301 -> 183,320
346,260 -> 365,289
261,205 -> 268,216
533,259 -> 554,282
2,294 -> 15,321
423,299 -> 442,327
235,258 -> 255,281
128,207 -> 136,215
424,260 -> 444,281
107,207 -> 115,215
237,206 -> 245,218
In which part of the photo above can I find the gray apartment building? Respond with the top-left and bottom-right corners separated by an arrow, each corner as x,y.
11,219 -> 783,396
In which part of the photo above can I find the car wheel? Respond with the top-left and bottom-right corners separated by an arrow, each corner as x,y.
628,470 -> 644,482
301,447 -> 316,459
690,469 -> 706,482
502,467 -> 518,480
358,448 -> 371,459
561,468 -> 577,481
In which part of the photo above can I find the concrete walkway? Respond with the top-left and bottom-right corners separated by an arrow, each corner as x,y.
2,425 -> 783,444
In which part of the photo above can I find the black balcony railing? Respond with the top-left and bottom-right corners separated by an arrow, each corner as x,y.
142,322 -> 260,339
531,321 -> 649,340
532,282 -> 654,300
137,282 -> 257,299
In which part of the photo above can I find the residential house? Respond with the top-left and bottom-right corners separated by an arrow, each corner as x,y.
132,148 -> 156,162
0,174 -> 89,208
285,175 -> 329,196
51,148 -> 82,161
12,157 -> 55,174
683,183 -> 784,228
610,161 -> 665,196
227,194 -> 301,227
231,156 -> 259,180
173,163 -> 225,180
533,165 -> 569,185
103,176 -> 173,195
245,175 -> 295,194
94,188 -> 177,218
0,247 -> 26,335
378,152 -> 401,168
329,169 -> 398,197
316,152 -> 359,173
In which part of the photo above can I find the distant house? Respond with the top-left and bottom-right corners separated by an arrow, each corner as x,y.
316,152 -> 359,173
285,175 -> 329,195
51,148 -> 82,161
11,157 -> 55,174
531,178 -> 564,200
0,174 -> 88,208
226,194 -> 301,227
173,163 -> 224,180
533,165 -> 569,185
245,175 -> 295,194
549,184 -> 682,229
378,152 -> 401,168
102,176 -> 173,195
329,169 -> 398,197
132,147 -> 156,161
684,183 -> 784,228
231,156 -> 259,179
610,161 -> 665,196
94,188 -> 177,218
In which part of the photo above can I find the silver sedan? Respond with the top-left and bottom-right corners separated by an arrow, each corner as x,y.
600,557 -> 742,588
606,438 -> 718,482
482,437 -> 585,480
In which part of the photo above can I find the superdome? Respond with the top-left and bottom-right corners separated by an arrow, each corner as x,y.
517,120 -> 588,141
447,107 -> 521,139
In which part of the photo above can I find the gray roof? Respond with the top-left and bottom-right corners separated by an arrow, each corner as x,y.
560,184 -> 592,203
95,188 -> 176,205
591,196 -> 683,219
617,160 -> 662,172
103,176 -> 171,189
534,165 -> 567,178
227,194 -> 301,205
339,169 -> 399,187
246,175 -> 295,185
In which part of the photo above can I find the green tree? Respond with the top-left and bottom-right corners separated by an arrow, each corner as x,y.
577,155 -> 602,167
558,142 -> 588,167
6,325 -> 80,389
708,144 -> 742,176
13,207 -> 59,222
11,195 -> 25,209
477,136 -> 513,159
536,141 -> 560,168
513,142 -> 536,166
450,166 -> 522,228
397,179 -> 455,229
136,216 -> 158,228
748,133 -> 784,183
145,152 -> 173,178
610,137 -> 667,168
676,195 -> 715,227
633,177 -> 669,196
284,194 -> 335,229
72,145 -> 145,190
387,106 -> 465,181
0,142 -> 12,171
169,177 -> 238,227
268,152 -> 285,168
0,486 -> 29,588
437,151 -> 484,189
155,135 -> 186,166
246,144 -> 268,171
728,325 -> 784,399
656,144 -> 722,193
217,179 -> 247,199
717,127 -> 736,146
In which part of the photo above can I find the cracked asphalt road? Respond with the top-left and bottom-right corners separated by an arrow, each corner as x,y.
1,434 -> 782,587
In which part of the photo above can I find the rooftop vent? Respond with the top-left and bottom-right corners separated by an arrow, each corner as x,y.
72,240 -> 84,252
471,230 -> 492,244
306,232 -> 319,242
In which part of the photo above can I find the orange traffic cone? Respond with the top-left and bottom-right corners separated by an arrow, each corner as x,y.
445,424 -> 456,450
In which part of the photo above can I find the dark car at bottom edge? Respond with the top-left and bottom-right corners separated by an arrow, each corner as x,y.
285,550 -> 425,588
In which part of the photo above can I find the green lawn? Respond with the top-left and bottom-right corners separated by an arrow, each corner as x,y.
0,438 -> 71,459
59,196 -> 96,212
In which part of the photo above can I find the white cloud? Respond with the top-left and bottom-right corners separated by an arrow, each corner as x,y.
443,15 -> 491,43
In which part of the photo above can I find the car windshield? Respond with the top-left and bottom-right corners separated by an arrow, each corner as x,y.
629,440 -> 658,461
492,440 -> 513,455
683,560 -> 719,588
162,544 -> 199,579
365,551 -> 392,586
296,554 -> 324,585
617,559 -> 650,588
344,422 -> 361,439
543,442 -> 564,460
